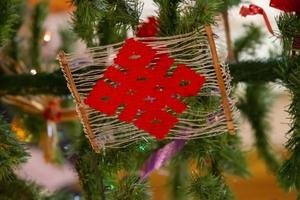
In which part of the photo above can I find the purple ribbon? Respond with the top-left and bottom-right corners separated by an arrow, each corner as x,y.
140,139 -> 187,180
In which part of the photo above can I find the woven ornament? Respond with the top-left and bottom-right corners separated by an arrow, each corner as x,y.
58,25 -> 237,152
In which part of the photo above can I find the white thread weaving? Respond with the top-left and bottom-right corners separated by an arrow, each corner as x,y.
59,28 -> 238,150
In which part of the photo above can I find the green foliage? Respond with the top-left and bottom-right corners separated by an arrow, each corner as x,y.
58,28 -> 77,53
167,134 -> 247,200
0,174 -> 43,200
98,0 -> 142,45
72,0 -> 142,46
154,0 -> 183,35
213,135 -> 249,176
230,60 -> 280,83
30,1 -> 48,70
277,14 -> 300,55
0,115 -> 44,199
0,0 -> 25,61
0,70 -> 69,95
238,83 -> 280,173
154,0 -> 223,35
0,60 -> 283,95
74,137 -> 107,200
168,161 -> 189,200
74,134 -> 153,200
277,57 -> 300,191
219,0 -> 242,10
246,14 -> 300,193
0,0 -> 24,47
71,0 -> 103,46
0,115 -> 28,181
177,0 -> 222,34
4,2 -> 243,198
188,174 -> 235,200
233,24 -> 265,62
107,175 -> 149,200
226,0 -> 241,7
45,191 -> 84,200
4,1 -> 300,199
181,134 -> 249,177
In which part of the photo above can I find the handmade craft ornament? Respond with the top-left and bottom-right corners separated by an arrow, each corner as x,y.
58,24 -> 237,152
84,39 -> 206,139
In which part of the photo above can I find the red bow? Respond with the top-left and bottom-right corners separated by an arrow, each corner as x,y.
270,0 -> 300,13
240,4 -> 274,35
136,16 -> 159,37
43,100 -> 62,122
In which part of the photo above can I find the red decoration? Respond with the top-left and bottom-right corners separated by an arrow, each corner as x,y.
43,100 -> 62,122
270,0 -> 300,13
269,0 -> 300,54
136,16 -> 159,37
84,38 -> 206,139
293,36 -> 300,49
240,4 -> 274,35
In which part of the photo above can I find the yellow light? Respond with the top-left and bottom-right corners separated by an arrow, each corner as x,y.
11,118 -> 31,142
30,69 -> 37,75
43,31 -> 52,42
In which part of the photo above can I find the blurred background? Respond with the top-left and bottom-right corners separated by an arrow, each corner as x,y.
2,0 -> 296,199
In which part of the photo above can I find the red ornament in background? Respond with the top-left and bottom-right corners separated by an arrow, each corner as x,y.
136,16 -> 159,37
269,0 -> 300,54
240,4 -> 274,35
293,37 -> 300,49
240,2 -> 300,53
43,100 -> 62,122
84,39 -> 206,140
270,0 -> 300,13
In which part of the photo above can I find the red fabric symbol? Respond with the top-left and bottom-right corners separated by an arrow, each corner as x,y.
84,39 -> 206,139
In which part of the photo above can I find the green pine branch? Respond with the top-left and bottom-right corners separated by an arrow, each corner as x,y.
0,60 -> 282,95
0,115 -> 28,181
71,0 -> 142,46
106,175 -> 149,200
30,1 -> 48,70
238,83 -> 280,173
74,133 -> 154,200
277,13 -> 300,56
0,115 -> 46,200
1,1 -> 300,199
0,0 -> 24,47
188,174 -> 235,200
154,0 -> 223,35
277,57 -> 300,191
233,24 -> 265,62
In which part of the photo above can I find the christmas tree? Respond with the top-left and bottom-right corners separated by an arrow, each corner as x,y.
0,0 -> 299,199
